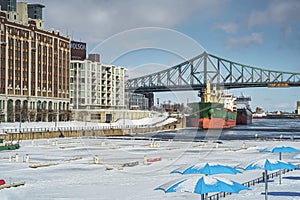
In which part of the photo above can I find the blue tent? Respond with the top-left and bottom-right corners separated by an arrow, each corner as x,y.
259,148 -> 271,153
155,176 -> 250,199
271,146 -> 300,184
271,146 -> 300,153
245,159 -> 297,200
171,163 -> 241,175
245,159 -> 297,171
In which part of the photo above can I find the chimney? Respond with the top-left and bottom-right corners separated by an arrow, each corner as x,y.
88,54 -> 100,62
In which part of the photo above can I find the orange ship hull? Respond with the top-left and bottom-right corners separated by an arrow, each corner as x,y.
187,117 -> 236,129
200,118 -> 236,129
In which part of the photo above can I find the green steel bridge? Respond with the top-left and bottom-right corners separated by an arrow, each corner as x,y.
126,52 -> 300,93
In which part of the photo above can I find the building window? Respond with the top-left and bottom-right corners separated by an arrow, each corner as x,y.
91,114 -> 101,120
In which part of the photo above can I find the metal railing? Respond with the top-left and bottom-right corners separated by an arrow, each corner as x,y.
0,124 -> 164,134
0,116 -> 171,134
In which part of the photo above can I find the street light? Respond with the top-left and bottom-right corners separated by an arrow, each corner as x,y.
55,110 -> 59,128
19,112 -> 21,133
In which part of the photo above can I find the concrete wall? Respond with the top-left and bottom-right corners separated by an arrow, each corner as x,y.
1,126 -> 162,141
1,117 -> 185,141
73,109 -> 150,123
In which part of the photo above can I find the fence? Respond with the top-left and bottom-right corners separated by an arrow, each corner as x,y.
207,165 -> 299,200
0,124 -> 163,135
0,115 -> 175,135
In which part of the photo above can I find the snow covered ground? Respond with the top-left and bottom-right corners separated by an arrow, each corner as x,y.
0,112 -> 176,134
1,137 -> 300,199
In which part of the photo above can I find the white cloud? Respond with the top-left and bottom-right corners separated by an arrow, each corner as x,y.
281,26 -> 292,39
28,0 -> 226,46
248,0 -> 300,27
213,23 -> 237,34
224,33 -> 263,49
90,27 -> 206,64
128,63 -> 169,79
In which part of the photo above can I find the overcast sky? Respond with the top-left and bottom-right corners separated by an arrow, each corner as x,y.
27,0 -> 300,111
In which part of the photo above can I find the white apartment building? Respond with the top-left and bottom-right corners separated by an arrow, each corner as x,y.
70,59 -> 127,112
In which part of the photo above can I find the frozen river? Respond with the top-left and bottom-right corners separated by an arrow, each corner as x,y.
1,135 -> 300,199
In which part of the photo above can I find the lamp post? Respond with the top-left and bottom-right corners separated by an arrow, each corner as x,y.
55,112 -> 57,128
19,112 -> 21,133
55,110 -> 59,128
85,113 -> 87,128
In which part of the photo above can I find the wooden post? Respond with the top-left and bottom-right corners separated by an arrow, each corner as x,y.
25,154 -> 30,163
94,155 -> 99,164
143,155 -> 148,165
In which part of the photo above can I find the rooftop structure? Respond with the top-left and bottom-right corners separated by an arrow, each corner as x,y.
0,0 -> 17,12
0,0 -> 45,29
27,4 -> 44,20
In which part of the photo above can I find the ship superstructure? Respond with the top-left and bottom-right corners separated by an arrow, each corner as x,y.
236,95 -> 252,125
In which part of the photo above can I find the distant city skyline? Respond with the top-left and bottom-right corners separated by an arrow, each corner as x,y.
27,0 -> 300,112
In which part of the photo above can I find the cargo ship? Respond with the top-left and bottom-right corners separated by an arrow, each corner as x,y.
236,95 -> 252,125
252,107 -> 267,119
187,81 -> 237,129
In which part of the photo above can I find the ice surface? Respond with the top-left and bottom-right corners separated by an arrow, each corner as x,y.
0,126 -> 300,199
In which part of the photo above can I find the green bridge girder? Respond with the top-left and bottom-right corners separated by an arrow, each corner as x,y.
126,52 -> 300,93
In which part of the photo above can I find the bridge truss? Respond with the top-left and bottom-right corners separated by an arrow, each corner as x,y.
126,52 -> 300,93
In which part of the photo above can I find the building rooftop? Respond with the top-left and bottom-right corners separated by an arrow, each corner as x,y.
27,4 -> 45,8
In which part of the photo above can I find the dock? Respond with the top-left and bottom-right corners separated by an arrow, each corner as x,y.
0,182 -> 26,190
266,114 -> 300,119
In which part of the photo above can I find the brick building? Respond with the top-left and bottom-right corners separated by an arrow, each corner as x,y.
0,1 -> 70,122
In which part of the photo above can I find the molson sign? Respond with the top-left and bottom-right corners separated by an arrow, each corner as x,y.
71,41 -> 86,60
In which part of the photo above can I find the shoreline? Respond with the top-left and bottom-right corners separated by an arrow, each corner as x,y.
0,119 -> 182,141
